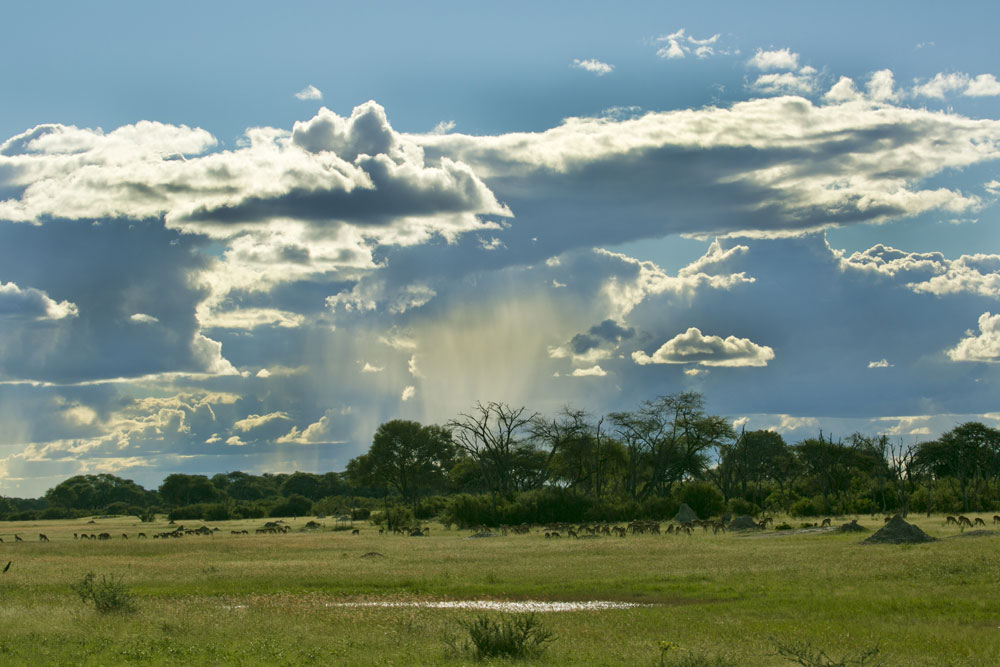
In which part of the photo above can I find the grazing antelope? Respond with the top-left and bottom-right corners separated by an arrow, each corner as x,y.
14,534 -> 23,543
74,533 -> 78,540
974,517 -> 986,527
958,516 -> 973,528
567,529 -> 578,538
946,516 -> 958,525
39,534 -> 49,542
821,518 -> 831,528
122,533 -> 129,539
137,533 -> 147,538
993,515 -> 1000,525
351,529 -> 360,535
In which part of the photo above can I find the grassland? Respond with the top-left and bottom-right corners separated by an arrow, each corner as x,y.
0,514 -> 998,665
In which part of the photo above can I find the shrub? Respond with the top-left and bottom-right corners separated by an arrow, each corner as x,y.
678,482 -> 725,519
450,613 -> 554,660
789,497 -> 821,517
168,504 -> 206,521
442,494 -> 498,528
71,572 -> 137,615
727,497 -> 758,517
372,505 -> 415,531
269,494 -> 313,517
638,495 -> 679,521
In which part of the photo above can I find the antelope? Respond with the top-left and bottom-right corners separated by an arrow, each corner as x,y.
820,518 -> 831,528
14,534 -> 23,543
994,515 -> 1000,525
122,533 -> 129,539
957,516 -> 973,528
567,529 -> 578,538
351,529 -> 360,535
974,517 -> 986,527
138,533 -> 147,538
946,516 -> 958,525
39,534 -> 49,542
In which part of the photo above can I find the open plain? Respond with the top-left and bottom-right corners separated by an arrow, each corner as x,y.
0,514 -> 998,665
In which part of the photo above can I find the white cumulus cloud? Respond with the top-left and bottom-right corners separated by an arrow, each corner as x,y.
747,48 -> 799,71
570,365 -> 607,377
947,312 -> 1000,362
655,29 -> 723,60
572,58 -> 614,75
0,282 -> 78,320
632,327 -> 774,367
295,85 -> 323,101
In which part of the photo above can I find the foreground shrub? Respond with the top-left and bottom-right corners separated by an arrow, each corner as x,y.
71,572 -> 137,615
449,613 -> 554,660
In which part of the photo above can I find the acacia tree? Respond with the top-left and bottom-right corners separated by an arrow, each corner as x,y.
346,420 -> 455,505
714,429 -> 789,507
546,414 -> 627,498
914,422 -> 999,512
448,402 -> 540,500
610,392 -> 734,501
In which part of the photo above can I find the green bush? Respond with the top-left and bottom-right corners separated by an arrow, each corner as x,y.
269,494 -> 313,517
726,497 -> 758,517
372,505 -> 415,531
71,572 -> 137,615
789,497 -> 821,517
40,506 -> 74,520
168,504 -> 207,521
678,482 -> 725,519
443,494 -> 498,528
450,613 -> 554,660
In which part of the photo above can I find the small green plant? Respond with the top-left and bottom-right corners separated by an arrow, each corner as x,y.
773,639 -> 881,666
71,572 -> 137,615
448,613 -> 554,660
659,641 -> 737,666
660,641 -> 681,666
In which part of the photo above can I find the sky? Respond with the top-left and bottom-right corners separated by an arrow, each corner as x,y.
1,1 -> 999,496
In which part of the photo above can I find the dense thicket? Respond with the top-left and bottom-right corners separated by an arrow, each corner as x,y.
4,393 -> 999,524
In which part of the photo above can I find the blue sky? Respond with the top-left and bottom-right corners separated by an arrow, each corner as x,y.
1,1 -> 998,496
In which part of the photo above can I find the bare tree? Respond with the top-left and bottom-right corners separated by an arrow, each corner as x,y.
448,402 -> 539,499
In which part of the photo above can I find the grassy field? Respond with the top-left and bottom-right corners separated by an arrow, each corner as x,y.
0,514 -> 998,665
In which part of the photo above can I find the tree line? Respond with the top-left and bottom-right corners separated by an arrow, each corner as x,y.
3,392 -> 999,525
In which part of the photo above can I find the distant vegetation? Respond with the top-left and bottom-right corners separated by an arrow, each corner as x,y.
3,392 -> 999,524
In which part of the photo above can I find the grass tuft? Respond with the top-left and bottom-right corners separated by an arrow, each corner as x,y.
449,612 -> 555,660
71,572 -> 137,615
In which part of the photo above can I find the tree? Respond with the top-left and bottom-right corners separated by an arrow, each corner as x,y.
544,413 -> 627,498
347,420 -> 456,504
211,471 -> 278,501
281,472 -> 328,501
45,474 -> 153,511
914,422 -> 998,512
714,429 -> 789,507
610,392 -> 734,501
448,402 -> 540,499
158,474 -> 220,507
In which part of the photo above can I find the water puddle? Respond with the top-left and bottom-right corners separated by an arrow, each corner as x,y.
325,600 -> 651,612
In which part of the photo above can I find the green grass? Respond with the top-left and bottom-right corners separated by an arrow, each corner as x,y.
0,514 -> 998,664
